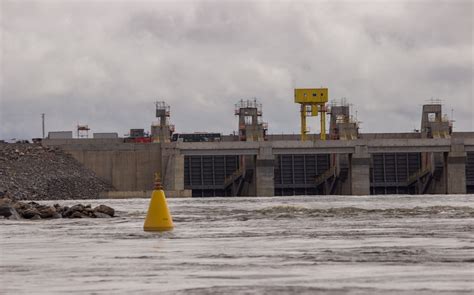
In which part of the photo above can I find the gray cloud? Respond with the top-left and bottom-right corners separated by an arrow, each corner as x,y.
1,0 -> 473,140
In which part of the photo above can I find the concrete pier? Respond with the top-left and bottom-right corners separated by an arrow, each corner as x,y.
351,145 -> 371,195
162,145 -> 185,192
446,141 -> 467,194
255,145 -> 275,196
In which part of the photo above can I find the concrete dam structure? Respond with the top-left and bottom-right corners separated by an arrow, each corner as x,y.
43,98 -> 474,197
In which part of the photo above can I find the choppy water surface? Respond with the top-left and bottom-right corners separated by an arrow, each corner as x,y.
1,195 -> 473,294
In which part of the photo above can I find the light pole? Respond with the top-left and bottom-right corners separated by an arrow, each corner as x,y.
41,113 -> 45,138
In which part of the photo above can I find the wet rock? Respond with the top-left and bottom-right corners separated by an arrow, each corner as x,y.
37,206 -> 56,219
63,204 -> 84,218
30,214 -> 41,220
0,203 -> 21,220
69,204 -> 85,212
93,212 -> 112,218
94,205 -> 114,217
10,209 -> 22,221
0,197 -> 116,220
70,211 -> 87,218
51,212 -> 62,219
13,201 -> 31,211
83,207 -> 95,217
22,208 -> 40,219
53,204 -> 63,213
58,205 -> 69,216
28,201 -> 40,207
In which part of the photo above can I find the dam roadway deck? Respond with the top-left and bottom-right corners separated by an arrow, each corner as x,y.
44,136 -> 474,197
177,138 -> 474,155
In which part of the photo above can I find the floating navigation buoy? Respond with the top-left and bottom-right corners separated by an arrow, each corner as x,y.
143,173 -> 174,232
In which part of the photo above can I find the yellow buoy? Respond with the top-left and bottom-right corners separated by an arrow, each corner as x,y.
144,173 -> 174,232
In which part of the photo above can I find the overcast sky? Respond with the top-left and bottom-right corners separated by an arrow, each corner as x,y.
1,0 -> 473,140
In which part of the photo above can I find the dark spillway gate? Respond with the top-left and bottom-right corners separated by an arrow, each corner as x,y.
185,154 -> 332,197
184,155 -> 240,197
183,151 -> 465,196
370,153 -> 421,194
274,154 -> 331,196
466,152 -> 474,194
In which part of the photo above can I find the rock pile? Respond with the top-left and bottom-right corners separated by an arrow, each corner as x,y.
0,142 -> 113,200
0,193 -> 115,220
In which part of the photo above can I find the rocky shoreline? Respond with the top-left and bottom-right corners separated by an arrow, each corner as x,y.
0,192 -> 115,220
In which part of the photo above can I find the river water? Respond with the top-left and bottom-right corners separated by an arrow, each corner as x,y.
1,195 -> 473,294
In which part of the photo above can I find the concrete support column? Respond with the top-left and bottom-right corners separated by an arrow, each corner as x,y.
351,145 -> 371,195
161,143 -> 184,192
337,154 -> 351,195
447,141 -> 466,194
243,155 -> 256,196
430,152 -> 447,194
256,145 -> 274,196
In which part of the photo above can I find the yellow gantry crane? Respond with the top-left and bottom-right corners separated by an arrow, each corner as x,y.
294,88 -> 328,141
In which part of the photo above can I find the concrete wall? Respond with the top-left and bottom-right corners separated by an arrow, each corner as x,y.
48,131 -> 73,139
46,140 -> 162,191
44,138 -> 124,145
44,135 -> 474,196
93,133 -> 119,139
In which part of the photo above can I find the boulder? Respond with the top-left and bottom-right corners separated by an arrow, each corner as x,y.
83,207 -> 95,217
58,205 -> 69,216
0,196 -> 12,206
22,208 -> 41,219
28,201 -> 40,207
94,204 -> 114,217
38,206 -> 57,218
93,212 -> 112,218
63,204 -> 84,217
0,198 -> 116,220
51,212 -> 62,219
69,204 -> 84,212
0,203 -> 21,220
52,204 -> 63,214
70,211 -> 87,218
30,214 -> 41,220
13,201 -> 31,211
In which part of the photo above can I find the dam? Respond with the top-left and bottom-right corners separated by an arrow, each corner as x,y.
42,94 -> 474,197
